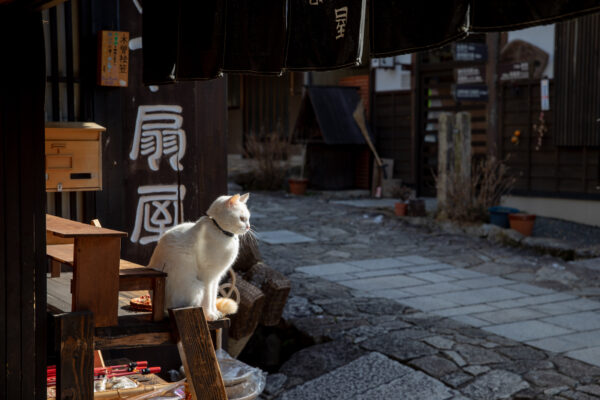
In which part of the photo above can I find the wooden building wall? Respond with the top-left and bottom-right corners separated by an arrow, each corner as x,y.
42,0 -> 228,264
500,80 -> 600,198
117,0 -> 227,264
0,6 -> 47,400
373,91 -> 413,184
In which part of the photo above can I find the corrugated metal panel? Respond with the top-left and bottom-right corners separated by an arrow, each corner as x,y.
555,13 -> 600,146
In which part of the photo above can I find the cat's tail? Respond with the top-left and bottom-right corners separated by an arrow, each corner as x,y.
216,298 -> 238,315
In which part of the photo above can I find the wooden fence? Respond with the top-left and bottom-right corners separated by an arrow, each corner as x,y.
500,80 -> 600,198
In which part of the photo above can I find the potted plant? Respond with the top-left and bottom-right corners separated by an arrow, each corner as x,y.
393,185 -> 413,216
509,212 -> 536,236
288,144 -> 308,195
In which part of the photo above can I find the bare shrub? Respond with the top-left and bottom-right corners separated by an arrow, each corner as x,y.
438,156 -> 515,223
241,131 -> 292,190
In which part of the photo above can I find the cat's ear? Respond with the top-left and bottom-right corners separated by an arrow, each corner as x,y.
240,193 -> 250,203
227,194 -> 240,207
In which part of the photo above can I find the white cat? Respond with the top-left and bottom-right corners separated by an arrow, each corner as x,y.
148,193 -> 251,320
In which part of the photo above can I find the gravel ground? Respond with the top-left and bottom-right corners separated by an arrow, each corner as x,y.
533,216 -> 600,247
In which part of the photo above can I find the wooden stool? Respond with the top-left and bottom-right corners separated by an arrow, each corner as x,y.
46,219 -> 167,322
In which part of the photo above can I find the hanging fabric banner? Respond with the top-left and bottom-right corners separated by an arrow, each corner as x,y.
370,0 -> 469,57
143,0 -> 226,84
223,0 -> 287,75
285,0 -> 367,71
142,0 -> 179,85
176,1 -> 226,80
470,0 -> 600,32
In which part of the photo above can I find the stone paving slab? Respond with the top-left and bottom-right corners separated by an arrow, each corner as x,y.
454,276 -> 514,289
542,311 -> 600,332
278,352 -> 418,400
432,304 -> 497,318
403,282 -> 465,296
258,230 -> 315,244
473,308 -> 549,324
408,271 -> 458,283
434,287 -> 527,306
348,257 -> 412,270
483,320 -> 574,342
402,263 -> 455,273
340,275 -> 427,291
435,268 -> 487,280
352,267 -> 410,278
450,315 -> 491,328
296,263 -> 361,276
566,346 -> 600,368
395,255 -> 439,265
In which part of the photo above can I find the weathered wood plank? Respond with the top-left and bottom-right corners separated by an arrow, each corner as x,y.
95,332 -> 172,350
73,236 -> 120,327
170,307 -> 227,400
55,311 -> 94,400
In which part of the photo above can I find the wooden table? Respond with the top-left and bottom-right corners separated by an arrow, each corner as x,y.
46,214 -> 127,327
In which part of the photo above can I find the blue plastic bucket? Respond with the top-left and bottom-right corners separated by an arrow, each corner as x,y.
488,206 -> 520,228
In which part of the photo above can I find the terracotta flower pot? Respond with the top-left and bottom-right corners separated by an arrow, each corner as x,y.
288,178 -> 308,195
394,202 -> 407,216
509,213 -> 536,236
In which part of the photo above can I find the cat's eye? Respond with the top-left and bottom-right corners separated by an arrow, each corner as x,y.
240,216 -> 247,222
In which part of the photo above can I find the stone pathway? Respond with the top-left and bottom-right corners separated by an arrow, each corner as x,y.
297,255 -> 600,367
244,191 -> 600,400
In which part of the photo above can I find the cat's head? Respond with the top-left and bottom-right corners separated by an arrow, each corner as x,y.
207,193 -> 251,236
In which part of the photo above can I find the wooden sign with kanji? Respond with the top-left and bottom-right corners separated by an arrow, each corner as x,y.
98,30 -> 129,87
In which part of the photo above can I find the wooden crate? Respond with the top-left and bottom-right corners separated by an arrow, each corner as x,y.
45,122 -> 105,192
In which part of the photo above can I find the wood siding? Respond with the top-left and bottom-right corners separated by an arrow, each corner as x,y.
0,6 -> 47,399
373,91 -> 413,183
500,80 -> 600,198
555,14 -> 600,146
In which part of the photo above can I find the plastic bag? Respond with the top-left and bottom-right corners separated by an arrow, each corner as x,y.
126,379 -> 188,400
216,349 -> 266,400
93,376 -> 138,392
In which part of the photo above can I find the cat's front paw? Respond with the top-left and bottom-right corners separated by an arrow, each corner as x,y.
205,309 -> 223,321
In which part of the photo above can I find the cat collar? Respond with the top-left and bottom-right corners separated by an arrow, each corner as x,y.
210,217 -> 235,237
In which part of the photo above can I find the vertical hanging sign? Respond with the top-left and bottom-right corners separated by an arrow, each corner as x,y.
540,78 -> 550,111
98,30 -> 130,87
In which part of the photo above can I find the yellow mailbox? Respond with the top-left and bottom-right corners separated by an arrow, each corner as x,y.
45,122 -> 105,192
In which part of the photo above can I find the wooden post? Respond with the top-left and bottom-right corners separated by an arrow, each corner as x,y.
55,311 -> 94,400
169,307 -> 227,400
455,112 -> 472,189
437,113 -> 454,217
437,112 -> 472,218
486,33 -> 500,157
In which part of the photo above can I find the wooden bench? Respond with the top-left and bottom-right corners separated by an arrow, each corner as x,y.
47,244 -> 167,322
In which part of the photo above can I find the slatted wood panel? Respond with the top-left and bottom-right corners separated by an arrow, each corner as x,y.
418,62 -> 489,195
500,80 -> 600,198
373,91 -> 413,183
42,1 -> 87,222
0,6 -> 47,399
555,13 -> 600,146
243,75 -> 290,137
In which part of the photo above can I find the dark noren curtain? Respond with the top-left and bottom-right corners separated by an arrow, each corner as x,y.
470,0 -> 600,32
223,0 -> 287,75
143,0 -> 226,85
286,0 -> 366,70
370,0 -> 469,57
